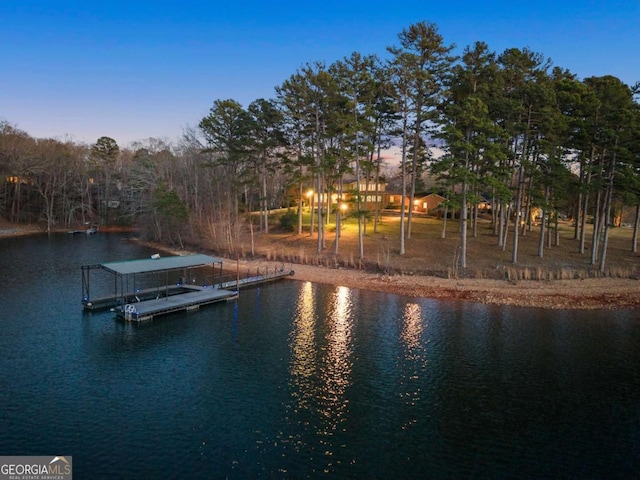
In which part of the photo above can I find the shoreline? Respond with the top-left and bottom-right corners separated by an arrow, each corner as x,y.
2,226 -> 638,310
282,262 -> 640,310
141,241 -> 639,311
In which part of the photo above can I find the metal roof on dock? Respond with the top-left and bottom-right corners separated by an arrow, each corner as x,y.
100,254 -> 223,275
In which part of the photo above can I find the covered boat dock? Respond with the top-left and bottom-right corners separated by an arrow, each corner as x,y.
81,254 -> 292,321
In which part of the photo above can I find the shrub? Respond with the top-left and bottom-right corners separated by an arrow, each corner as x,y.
279,210 -> 297,232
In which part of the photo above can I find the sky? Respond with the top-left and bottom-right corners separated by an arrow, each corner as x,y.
2,1 -> 639,148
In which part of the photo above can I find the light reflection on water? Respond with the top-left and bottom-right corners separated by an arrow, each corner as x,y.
289,281 -> 317,411
287,283 -> 356,473
401,302 -> 424,353
399,303 -> 426,428
319,286 -> 353,470
322,285 -> 353,414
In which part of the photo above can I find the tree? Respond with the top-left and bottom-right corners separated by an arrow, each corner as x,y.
0,122 -> 37,222
89,136 -> 120,226
534,68 -> 578,258
275,72 -> 315,236
387,21 -> 456,252
199,99 -> 255,251
495,47 -> 552,263
31,139 -> 75,232
278,62 -> 342,253
152,182 -> 189,247
581,76 -> 637,271
330,52 -> 380,259
436,41 -> 503,269
247,98 -> 286,235
370,64 -> 398,233
386,58 -> 412,254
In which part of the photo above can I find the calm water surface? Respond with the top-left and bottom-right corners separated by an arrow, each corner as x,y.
0,233 -> 639,479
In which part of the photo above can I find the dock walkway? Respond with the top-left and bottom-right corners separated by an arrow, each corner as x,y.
120,285 -> 238,321
81,254 -> 293,321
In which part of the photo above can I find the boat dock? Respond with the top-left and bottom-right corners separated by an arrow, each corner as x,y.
69,223 -> 99,234
81,254 -> 293,321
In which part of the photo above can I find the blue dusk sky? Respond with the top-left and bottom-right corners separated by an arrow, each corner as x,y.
2,1 -> 639,147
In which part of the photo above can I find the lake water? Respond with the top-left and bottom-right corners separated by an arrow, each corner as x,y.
0,233 -> 639,479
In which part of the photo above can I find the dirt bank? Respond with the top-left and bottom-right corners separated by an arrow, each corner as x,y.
275,262 -> 640,310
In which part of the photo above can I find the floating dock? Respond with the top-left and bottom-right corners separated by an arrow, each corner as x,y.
81,254 -> 293,321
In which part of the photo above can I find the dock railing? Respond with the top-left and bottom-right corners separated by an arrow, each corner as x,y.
215,264 -> 294,290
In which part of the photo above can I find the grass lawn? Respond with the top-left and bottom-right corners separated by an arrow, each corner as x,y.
248,211 -> 639,280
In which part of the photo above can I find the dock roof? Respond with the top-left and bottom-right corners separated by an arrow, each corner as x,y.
100,254 -> 223,275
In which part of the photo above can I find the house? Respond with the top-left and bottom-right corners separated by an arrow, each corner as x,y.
414,193 -> 446,213
304,179 -> 387,213
477,199 -> 492,212
386,193 -> 411,211
344,180 -> 386,210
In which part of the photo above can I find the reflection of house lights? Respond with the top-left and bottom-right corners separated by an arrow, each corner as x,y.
326,286 -> 353,398
290,282 -> 317,395
401,303 -> 423,351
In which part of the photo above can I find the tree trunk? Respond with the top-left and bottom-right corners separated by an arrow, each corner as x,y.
316,171 -> 324,253
497,202 -> 504,246
579,147 -> 596,254
249,217 -> 255,256
632,204 -> 640,253
574,157 -> 586,241
407,160 -> 415,240
512,165 -> 524,264
522,172 -> 535,237
599,148 -> 617,273
579,189 -> 589,254
262,172 -> 269,234
501,203 -> 510,252
373,143 -> 382,234
538,188 -> 548,258
460,182 -> 468,269
590,188 -> 603,265
472,184 -> 479,238
334,181 -> 342,255
399,116 -> 408,255
309,172 -> 315,236
355,152 -> 364,261
297,178 -> 303,236
599,195 -> 611,273
459,146 -> 471,269
441,201 -> 448,239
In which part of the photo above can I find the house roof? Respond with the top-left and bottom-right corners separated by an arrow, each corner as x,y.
417,193 -> 446,201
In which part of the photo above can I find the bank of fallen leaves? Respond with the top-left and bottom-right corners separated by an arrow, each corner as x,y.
264,262 -> 640,310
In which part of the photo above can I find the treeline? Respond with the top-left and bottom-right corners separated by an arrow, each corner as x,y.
1,21 -> 639,272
